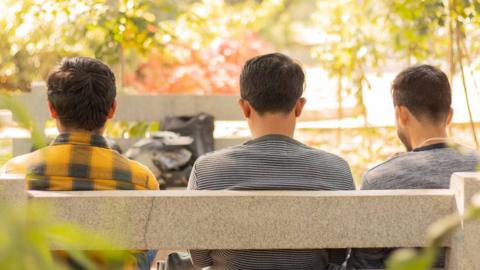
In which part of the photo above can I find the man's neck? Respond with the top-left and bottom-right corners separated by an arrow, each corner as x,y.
58,127 -> 104,135
409,127 -> 449,150
249,113 -> 296,139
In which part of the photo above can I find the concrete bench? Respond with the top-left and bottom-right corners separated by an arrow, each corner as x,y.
1,172 -> 480,269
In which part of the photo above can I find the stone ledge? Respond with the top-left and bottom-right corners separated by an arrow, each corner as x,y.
29,189 -> 454,250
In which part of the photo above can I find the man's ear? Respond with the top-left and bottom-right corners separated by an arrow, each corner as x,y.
446,107 -> 454,125
107,100 -> 117,119
294,97 -> 307,118
238,99 -> 251,119
48,101 -> 58,119
396,105 -> 410,126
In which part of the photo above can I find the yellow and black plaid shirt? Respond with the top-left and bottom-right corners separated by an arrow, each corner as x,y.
3,132 -> 159,191
2,132 -> 159,269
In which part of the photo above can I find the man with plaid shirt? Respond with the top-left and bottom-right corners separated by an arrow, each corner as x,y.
1,57 -> 159,269
3,132 -> 158,191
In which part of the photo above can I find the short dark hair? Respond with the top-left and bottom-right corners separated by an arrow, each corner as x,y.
47,57 -> 116,131
240,53 -> 305,114
392,64 -> 451,123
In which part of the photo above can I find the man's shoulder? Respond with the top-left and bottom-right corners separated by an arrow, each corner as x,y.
110,151 -> 159,190
363,148 -> 479,189
362,152 -> 425,189
293,145 -> 351,170
193,143 -> 352,185
1,151 -> 43,175
195,143 -> 348,164
128,159 -> 152,174
367,147 -> 479,173
119,153 -> 155,176
311,148 -> 350,164
193,145 -> 243,166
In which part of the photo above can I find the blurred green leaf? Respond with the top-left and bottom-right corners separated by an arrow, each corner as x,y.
386,248 -> 436,270
0,203 -> 130,270
426,213 -> 462,247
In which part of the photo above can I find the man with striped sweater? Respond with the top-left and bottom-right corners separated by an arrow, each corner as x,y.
187,53 -> 355,270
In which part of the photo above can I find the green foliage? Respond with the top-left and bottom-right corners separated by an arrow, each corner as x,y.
387,193 -> 480,270
387,0 -> 448,61
387,248 -> 437,270
0,203 -> 130,270
310,0 -> 384,127
85,0 -> 192,63
105,121 -> 160,138
0,0 -> 103,91
0,0 -> 285,92
0,0 -> 185,91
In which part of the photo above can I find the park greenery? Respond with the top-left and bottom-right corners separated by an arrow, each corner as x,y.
2,0 -> 480,125
1,2 -> 480,269
1,0 -> 480,182
0,203 -> 132,270
387,193 -> 480,270
2,0 -> 480,93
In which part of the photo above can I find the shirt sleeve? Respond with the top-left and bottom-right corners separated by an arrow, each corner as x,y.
187,162 -> 199,190
338,158 -> 356,190
189,250 -> 213,268
345,165 -> 356,190
186,161 -> 213,267
0,155 -> 29,175
361,172 -> 376,190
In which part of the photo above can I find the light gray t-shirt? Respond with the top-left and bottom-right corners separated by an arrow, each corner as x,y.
350,143 -> 479,269
362,144 -> 478,190
188,134 -> 355,270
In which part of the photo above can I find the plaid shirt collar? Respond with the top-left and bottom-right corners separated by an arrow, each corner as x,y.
52,132 -> 110,149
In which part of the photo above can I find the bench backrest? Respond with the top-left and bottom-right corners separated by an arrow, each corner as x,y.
1,172 -> 480,269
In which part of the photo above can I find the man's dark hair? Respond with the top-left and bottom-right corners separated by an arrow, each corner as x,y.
47,57 -> 116,131
240,53 -> 305,114
392,64 -> 451,123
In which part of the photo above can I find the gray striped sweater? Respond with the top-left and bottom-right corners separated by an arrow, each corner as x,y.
187,134 -> 355,270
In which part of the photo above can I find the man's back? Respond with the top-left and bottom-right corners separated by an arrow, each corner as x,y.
188,134 -> 355,270
349,143 -> 479,269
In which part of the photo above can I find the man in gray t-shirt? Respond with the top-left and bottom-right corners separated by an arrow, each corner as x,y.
188,53 -> 355,270
362,144 -> 478,190
349,65 -> 479,269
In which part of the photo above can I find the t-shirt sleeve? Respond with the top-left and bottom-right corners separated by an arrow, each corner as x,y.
361,169 -> 388,190
186,162 -> 212,267
360,172 -> 370,190
189,250 -> 213,268
187,162 -> 199,190
345,164 -> 356,190
337,158 -> 356,190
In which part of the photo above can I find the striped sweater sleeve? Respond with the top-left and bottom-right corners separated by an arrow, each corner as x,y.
187,162 -> 213,267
